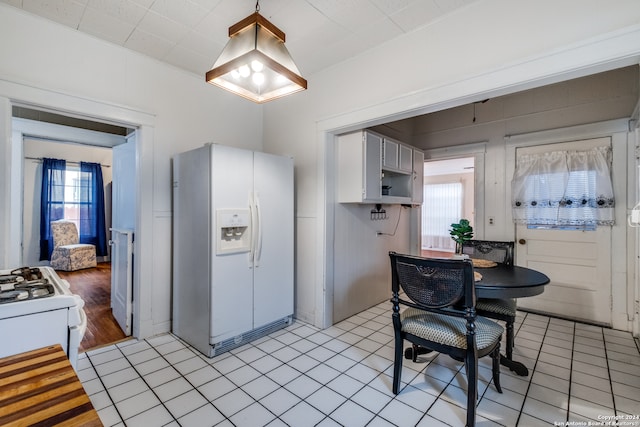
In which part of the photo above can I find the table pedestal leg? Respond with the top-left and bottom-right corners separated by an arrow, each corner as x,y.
406,347 -> 530,376
404,346 -> 434,361
500,355 -> 529,376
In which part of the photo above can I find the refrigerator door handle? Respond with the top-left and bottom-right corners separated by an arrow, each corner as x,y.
254,192 -> 263,267
249,201 -> 255,268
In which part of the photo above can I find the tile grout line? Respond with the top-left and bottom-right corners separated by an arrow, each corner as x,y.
565,320 -> 577,422
602,329 -> 618,416
514,313 -> 551,427
117,339 -> 188,425
82,352 -> 124,425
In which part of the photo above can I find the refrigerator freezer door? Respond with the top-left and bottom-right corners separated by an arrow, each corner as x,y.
252,151 -> 294,328
210,145 -> 254,343
172,146 -> 213,357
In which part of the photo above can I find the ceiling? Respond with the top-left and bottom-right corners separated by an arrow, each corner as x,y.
424,157 -> 474,176
0,0 -> 478,79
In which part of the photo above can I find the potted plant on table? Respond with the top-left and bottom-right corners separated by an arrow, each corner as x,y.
449,219 -> 473,255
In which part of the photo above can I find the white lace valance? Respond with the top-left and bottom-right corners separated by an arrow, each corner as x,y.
511,145 -> 614,226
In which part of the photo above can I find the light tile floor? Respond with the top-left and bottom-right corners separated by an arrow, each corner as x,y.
77,303 -> 640,427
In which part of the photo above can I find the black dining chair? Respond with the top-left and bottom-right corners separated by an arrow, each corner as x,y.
389,252 -> 503,427
462,240 -> 518,363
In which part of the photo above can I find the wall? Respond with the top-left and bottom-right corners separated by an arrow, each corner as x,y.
22,138 -> 113,266
0,4 -> 263,338
262,0 -> 640,328
332,203 -> 412,323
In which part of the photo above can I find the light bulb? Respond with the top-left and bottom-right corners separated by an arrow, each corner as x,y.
251,60 -> 264,72
238,65 -> 250,77
252,72 -> 265,86
230,69 -> 240,80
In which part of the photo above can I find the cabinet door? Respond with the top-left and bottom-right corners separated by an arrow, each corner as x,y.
337,130 -> 382,203
382,138 -> 399,170
399,144 -> 413,173
363,132 -> 383,201
412,149 -> 424,204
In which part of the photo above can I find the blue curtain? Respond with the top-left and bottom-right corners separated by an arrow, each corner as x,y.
80,161 -> 108,256
39,158 -> 66,260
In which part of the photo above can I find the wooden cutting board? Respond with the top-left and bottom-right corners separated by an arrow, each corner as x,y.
0,344 -> 102,427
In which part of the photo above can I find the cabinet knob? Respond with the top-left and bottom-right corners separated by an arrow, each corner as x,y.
518,239 -> 526,245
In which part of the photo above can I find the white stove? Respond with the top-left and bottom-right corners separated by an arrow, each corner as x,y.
0,266 -> 87,369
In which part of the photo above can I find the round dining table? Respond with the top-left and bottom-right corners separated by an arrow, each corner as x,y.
473,262 -> 550,376
474,263 -> 549,299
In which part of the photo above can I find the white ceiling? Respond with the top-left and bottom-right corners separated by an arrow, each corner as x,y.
424,157 -> 474,177
1,0 -> 478,78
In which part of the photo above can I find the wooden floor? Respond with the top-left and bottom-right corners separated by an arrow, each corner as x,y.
421,249 -> 454,258
56,263 -> 127,352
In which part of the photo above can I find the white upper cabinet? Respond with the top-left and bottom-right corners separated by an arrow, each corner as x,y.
337,130 -> 424,204
337,130 -> 382,203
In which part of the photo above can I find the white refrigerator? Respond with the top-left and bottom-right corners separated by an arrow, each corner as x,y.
172,144 -> 294,357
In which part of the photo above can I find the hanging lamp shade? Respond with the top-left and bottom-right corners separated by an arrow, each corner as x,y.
205,12 -> 307,103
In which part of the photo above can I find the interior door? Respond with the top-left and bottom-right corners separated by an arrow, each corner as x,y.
110,229 -> 133,335
110,135 -> 136,335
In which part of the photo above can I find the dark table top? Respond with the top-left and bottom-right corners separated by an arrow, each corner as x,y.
474,263 -> 550,299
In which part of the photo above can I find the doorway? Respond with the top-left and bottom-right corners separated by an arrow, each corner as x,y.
421,157 -> 475,257
14,109 -> 136,350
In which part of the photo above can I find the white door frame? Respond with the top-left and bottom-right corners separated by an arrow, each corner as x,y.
0,80 -> 156,339
421,144 -> 487,241
12,117 -> 125,266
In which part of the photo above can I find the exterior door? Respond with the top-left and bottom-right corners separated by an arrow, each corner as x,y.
515,225 -> 611,325
513,138 -> 614,326
110,135 -> 136,335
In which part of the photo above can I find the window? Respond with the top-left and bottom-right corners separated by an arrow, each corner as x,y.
40,158 -> 108,260
512,144 -> 614,227
422,182 -> 462,251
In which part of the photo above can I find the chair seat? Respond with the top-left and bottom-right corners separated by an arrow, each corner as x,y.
51,244 -> 97,271
401,308 -> 504,350
476,298 -> 517,316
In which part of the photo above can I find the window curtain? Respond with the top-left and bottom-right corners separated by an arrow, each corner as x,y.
422,182 -> 462,251
511,146 -> 614,226
80,161 -> 108,256
39,158 -> 66,260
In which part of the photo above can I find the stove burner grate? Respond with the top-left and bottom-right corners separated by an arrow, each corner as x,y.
10,267 -> 44,281
0,279 -> 55,304
0,274 -> 25,285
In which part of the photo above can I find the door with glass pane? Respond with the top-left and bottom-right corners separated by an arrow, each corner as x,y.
514,139 -> 613,326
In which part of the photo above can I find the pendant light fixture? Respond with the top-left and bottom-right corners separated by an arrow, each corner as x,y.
205,1 -> 307,103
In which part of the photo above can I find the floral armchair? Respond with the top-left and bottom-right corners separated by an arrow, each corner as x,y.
50,220 -> 97,271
